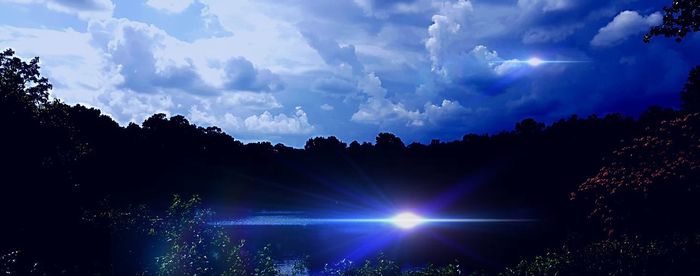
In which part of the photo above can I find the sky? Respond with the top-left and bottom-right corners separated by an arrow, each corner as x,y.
1,0 -> 699,147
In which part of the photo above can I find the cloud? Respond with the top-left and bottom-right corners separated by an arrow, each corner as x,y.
195,0 -> 324,74
351,97 -> 423,126
351,72 -> 469,127
51,0 -> 113,10
353,0 -> 426,18
518,0 -> 572,12
4,0 -> 700,146
188,103 -> 315,136
431,43 -> 527,83
423,1 -> 528,82
0,25 -> 125,118
215,92 -> 282,110
522,23 -> 583,44
98,90 -> 175,123
424,99 -> 473,124
187,93 -> 316,136
146,0 -> 195,14
71,6 -> 317,140
88,19 -> 210,95
2,0 -> 114,19
88,18 -> 283,96
591,11 -> 662,47
425,0 -> 473,77
243,107 -> 314,134
300,30 -> 364,74
223,57 -> 285,92
312,77 -> 357,95
351,72 -> 422,125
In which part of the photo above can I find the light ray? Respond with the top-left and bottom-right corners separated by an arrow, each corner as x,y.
210,215 -> 534,227
494,58 -> 590,67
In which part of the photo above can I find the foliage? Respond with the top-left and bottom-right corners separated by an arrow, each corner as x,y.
319,256 -> 465,275
91,194 -> 281,275
503,235 -> 700,276
0,251 -> 39,275
305,136 -> 347,153
406,260 -> 462,276
290,256 -> 311,276
155,195 -> 230,275
0,48 -> 51,112
682,66 -> 700,113
645,0 -> 700,42
573,113 -> 700,235
322,253 -> 400,275
0,48 -> 112,274
223,241 -> 278,276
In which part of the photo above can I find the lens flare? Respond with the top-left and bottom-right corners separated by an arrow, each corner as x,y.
391,212 -> 423,229
210,214 -> 535,228
527,57 -> 543,66
492,57 -> 588,68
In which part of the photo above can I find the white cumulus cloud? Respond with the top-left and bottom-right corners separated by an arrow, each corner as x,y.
591,11 -> 662,47
244,107 -> 314,134
351,73 -> 469,127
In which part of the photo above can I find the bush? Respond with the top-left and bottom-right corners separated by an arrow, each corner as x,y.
503,235 -> 700,276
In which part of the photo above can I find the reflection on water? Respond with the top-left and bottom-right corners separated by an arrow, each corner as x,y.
216,213 -> 541,272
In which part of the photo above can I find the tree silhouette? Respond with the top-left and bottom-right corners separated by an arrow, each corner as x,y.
375,132 -> 405,151
304,136 -> 347,153
645,0 -> 700,42
0,49 -> 51,110
681,66 -> 700,113
515,118 -> 545,136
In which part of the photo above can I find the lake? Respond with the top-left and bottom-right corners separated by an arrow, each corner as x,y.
215,213 -> 546,273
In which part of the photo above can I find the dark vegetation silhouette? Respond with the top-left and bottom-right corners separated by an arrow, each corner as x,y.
644,0 -> 700,42
1,3 -> 700,273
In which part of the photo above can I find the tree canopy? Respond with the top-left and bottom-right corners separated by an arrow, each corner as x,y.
681,66 -> 700,112
645,0 -> 700,42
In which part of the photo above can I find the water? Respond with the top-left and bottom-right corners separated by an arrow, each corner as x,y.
216,214 -> 545,272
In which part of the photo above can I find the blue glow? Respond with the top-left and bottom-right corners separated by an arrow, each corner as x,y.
495,58 -> 590,67
209,215 -> 533,228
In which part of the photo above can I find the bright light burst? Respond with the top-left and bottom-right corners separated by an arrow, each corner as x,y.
391,212 -> 423,229
527,57 -> 543,66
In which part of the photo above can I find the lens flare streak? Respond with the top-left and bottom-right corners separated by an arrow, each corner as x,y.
210,216 -> 533,227
495,58 -> 589,67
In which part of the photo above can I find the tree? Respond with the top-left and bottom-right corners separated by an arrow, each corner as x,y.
681,66 -> 700,113
143,113 -> 169,131
0,49 -> 52,110
375,132 -> 405,151
156,195 -> 234,275
644,0 -> 700,42
515,118 -> 545,136
304,136 -> 347,153
573,113 -> 700,235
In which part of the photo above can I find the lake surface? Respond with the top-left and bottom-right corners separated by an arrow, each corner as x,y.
215,213 -> 546,273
